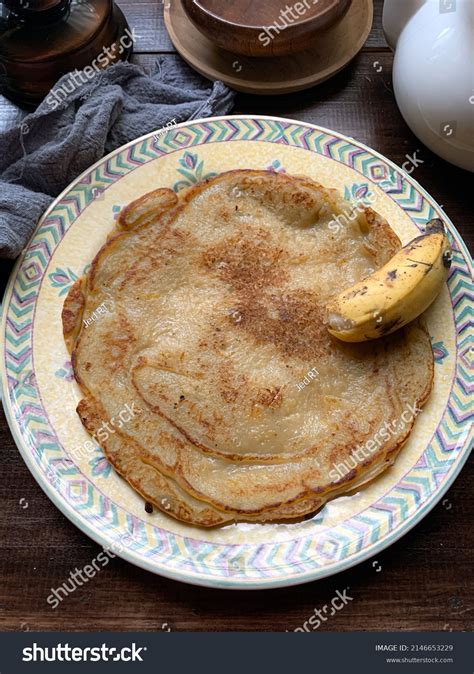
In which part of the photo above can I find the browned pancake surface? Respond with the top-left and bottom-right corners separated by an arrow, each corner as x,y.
63,171 -> 433,525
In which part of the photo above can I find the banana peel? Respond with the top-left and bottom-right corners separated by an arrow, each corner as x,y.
326,219 -> 452,342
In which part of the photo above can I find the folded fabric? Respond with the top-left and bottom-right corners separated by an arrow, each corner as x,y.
0,57 -> 235,259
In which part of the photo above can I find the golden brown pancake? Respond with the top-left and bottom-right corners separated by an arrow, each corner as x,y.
63,170 -> 433,526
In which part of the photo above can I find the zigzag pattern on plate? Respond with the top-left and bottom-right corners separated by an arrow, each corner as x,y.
2,118 -> 473,587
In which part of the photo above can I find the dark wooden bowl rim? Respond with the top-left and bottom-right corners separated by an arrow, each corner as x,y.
188,0 -> 346,30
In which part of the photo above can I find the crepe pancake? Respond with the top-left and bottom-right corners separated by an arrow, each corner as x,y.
63,170 -> 433,525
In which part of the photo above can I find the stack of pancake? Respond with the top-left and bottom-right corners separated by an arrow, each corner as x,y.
63,170 -> 433,526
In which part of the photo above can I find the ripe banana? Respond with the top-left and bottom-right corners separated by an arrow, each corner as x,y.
326,219 -> 452,342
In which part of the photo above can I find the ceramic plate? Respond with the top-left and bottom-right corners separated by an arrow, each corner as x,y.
1,116 -> 472,589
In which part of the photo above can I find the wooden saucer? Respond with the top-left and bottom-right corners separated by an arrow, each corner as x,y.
164,0 -> 373,95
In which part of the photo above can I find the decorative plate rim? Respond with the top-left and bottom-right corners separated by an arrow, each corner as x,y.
1,115 -> 472,590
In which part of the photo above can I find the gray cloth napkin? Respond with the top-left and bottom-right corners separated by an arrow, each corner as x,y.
0,58 -> 235,259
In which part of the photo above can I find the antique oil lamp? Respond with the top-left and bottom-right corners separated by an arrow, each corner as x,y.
0,0 -> 131,107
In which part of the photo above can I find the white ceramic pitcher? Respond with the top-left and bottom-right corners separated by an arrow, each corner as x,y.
383,0 -> 474,172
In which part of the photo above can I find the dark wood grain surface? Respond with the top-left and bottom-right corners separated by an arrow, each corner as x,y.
0,0 -> 472,633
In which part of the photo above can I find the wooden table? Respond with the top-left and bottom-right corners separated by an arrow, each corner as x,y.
0,0 -> 472,632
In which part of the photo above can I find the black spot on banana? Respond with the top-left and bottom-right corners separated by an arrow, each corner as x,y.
326,219 -> 452,342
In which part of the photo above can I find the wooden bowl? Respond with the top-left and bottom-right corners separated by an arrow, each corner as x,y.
181,0 -> 353,57
165,0 -> 373,95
